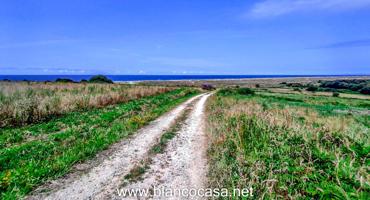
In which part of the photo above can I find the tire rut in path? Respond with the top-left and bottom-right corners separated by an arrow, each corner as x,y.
108,93 -> 212,200
26,94 -> 205,200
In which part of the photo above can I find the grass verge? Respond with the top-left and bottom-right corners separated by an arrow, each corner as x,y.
206,88 -> 369,199
0,88 -> 198,199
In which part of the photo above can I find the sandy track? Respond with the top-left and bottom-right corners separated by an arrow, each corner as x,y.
27,94 -> 205,200
110,93 -> 212,200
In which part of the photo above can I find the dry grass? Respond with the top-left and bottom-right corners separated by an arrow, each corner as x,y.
216,97 -> 368,143
0,82 -> 176,127
142,76 -> 370,88
0,88 -> 198,199
206,91 -> 369,199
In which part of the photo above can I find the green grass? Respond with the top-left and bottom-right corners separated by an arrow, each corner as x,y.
0,88 -> 198,199
123,162 -> 150,183
258,91 -> 369,111
206,89 -> 369,199
150,131 -> 177,154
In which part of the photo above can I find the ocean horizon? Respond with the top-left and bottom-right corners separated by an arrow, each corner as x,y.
0,75 -> 368,82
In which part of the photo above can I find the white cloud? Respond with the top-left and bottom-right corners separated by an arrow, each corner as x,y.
247,0 -> 370,18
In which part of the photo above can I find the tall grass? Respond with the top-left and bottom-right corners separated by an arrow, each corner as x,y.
206,90 -> 369,199
0,82 -> 175,127
0,88 -> 198,199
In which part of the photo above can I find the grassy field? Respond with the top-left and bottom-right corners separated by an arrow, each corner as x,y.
0,87 -> 198,199
0,82 -> 175,127
206,88 -> 369,199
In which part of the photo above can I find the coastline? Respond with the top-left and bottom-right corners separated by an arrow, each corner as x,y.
2,74 -> 369,83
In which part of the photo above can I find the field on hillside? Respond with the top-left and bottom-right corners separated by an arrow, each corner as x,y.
0,82 -> 198,199
206,87 -> 369,199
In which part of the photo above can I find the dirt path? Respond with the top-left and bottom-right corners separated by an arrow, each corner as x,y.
108,93 -> 212,200
27,93 -> 208,200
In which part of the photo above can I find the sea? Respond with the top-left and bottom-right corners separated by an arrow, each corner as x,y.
0,75 -> 365,82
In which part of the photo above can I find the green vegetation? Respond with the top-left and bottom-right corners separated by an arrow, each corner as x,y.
55,78 -> 75,83
206,88 -> 369,199
0,88 -> 198,199
281,79 -> 370,95
306,85 -> 318,92
201,84 -> 216,91
0,82 -> 174,127
218,87 -> 255,96
360,87 -> 370,95
123,162 -> 150,183
88,75 -> 113,84
319,79 -> 370,95
285,82 -> 304,88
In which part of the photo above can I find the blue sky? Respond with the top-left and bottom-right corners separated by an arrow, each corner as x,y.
1,0 -> 370,75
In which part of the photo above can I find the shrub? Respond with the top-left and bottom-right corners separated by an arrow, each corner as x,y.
218,87 -> 255,96
319,79 -> 369,92
201,84 -> 215,90
236,88 -> 255,95
293,88 -> 301,92
332,92 -> 340,97
320,88 -> 337,92
89,75 -> 113,84
55,78 -> 75,83
306,85 -> 318,92
286,83 -> 304,87
217,88 -> 235,96
360,87 -> 370,95
255,84 -> 260,88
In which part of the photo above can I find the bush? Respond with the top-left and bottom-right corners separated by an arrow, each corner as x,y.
236,88 -> 255,95
320,88 -> 337,92
286,83 -> 304,87
55,78 -> 75,83
217,88 -> 235,96
360,87 -> 370,95
89,75 -> 113,84
201,84 -> 215,90
319,79 -> 369,92
293,88 -> 301,92
255,84 -> 260,88
306,85 -> 318,92
332,92 -> 340,97
217,87 -> 255,96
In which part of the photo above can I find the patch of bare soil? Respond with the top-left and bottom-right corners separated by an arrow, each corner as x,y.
108,93 -> 212,200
